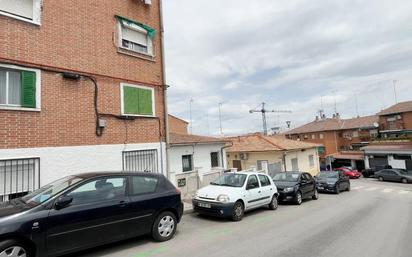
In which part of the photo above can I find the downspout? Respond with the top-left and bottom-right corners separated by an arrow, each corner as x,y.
220,141 -> 233,169
159,0 -> 170,179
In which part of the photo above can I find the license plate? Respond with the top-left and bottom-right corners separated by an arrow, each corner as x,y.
198,202 -> 211,208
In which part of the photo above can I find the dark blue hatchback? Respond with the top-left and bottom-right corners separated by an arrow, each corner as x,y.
0,172 -> 183,257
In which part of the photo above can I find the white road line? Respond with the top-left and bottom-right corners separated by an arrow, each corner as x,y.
398,190 -> 410,195
352,186 -> 365,190
382,188 -> 394,193
365,187 -> 378,191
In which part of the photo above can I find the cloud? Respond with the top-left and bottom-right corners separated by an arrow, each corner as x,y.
163,0 -> 412,135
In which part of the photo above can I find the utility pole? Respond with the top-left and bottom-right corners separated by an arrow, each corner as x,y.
249,102 -> 292,136
393,80 -> 398,104
218,102 -> 223,136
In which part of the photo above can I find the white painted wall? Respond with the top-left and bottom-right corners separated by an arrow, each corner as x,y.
0,142 -> 166,186
168,143 -> 227,184
284,148 -> 320,176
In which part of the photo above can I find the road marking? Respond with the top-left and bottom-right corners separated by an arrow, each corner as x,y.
352,186 -> 365,190
365,187 -> 378,191
382,188 -> 394,193
133,246 -> 168,257
398,190 -> 410,195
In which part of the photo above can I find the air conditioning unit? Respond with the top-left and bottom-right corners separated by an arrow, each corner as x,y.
397,115 -> 402,120
142,0 -> 152,5
240,153 -> 249,160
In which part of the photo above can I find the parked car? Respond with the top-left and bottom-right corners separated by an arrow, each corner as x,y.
0,172 -> 183,257
316,171 -> 350,194
272,171 -> 319,205
334,167 -> 361,179
375,169 -> 412,183
192,172 -> 278,221
362,165 -> 392,178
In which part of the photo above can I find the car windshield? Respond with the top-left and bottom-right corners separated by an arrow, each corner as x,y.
273,173 -> 300,182
319,172 -> 339,179
210,173 -> 247,187
21,176 -> 83,206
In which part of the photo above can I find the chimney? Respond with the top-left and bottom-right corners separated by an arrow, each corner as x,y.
332,113 -> 336,118
336,112 -> 340,119
315,116 -> 319,121
322,114 -> 326,120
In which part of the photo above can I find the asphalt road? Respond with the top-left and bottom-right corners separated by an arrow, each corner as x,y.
74,178 -> 412,257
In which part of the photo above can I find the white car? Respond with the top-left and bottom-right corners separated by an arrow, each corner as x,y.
192,172 -> 278,221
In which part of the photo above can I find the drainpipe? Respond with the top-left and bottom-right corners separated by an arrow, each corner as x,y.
220,141 -> 233,169
159,0 -> 170,179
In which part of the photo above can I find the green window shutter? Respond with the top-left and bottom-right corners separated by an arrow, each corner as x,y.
123,86 -> 153,115
138,88 -> 153,115
21,71 -> 36,108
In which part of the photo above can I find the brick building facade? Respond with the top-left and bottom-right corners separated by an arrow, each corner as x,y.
0,0 -> 168,201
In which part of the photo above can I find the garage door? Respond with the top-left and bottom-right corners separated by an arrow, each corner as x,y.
369,156 -> 388,169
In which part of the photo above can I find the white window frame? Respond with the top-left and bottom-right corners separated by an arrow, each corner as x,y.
117,20 -> 154,57
0,0 -> 42,25
120,83 -> 155,117
319,133 -> 324,139
0,63 -> 41,112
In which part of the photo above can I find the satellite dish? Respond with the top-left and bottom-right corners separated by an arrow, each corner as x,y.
373,122 -> 379,128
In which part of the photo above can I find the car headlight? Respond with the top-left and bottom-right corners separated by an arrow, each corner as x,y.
283,187 -> 294,193
217,194 -> 230,203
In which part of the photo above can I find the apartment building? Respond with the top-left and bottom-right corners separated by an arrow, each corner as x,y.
377,100 -> 412,138
0,0 -> 167,201
287,115 -> 379,169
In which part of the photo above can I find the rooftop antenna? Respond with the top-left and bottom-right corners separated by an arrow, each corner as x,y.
249,102 -> 292,135
189,97 -> 194,134
393,80 -> 398,104
332,90 -> 338,114
218,102 -> 224,136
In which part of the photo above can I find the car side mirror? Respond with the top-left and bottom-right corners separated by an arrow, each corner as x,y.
55,196 -> 73,210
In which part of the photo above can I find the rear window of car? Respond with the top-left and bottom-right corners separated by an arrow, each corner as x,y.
130,176 -> 159,195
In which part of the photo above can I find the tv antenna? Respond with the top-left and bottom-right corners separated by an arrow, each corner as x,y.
249,102 -> 292,135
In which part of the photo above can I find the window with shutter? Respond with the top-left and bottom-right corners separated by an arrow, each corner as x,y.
0,0 -> 42,24
121,83 -> 154,116
116,16 -> 155,56
0,65 -> 39,110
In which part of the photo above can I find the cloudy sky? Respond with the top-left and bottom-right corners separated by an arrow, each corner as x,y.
162,0 -> 412,136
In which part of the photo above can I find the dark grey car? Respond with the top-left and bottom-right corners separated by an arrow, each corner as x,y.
316,171 -> 350,194
375,169 -> 412,183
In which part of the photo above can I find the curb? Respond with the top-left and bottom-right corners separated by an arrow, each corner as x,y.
183,208 -> 194,215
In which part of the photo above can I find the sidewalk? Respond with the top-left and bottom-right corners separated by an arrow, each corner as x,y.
183,198 -> 194,214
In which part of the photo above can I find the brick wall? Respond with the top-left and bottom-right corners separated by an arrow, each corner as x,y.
168,115 -> 188,135
0,0 -> 166,149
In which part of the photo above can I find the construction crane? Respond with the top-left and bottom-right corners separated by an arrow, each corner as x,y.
249,102 -> 292,135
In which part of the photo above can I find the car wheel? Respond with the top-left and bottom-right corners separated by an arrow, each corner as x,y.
378,176 -> 384,182
401,178 -> 408,184
232,201 -> 244,221
268,195 -> 278,210
295,191 -> 302,205
312,189 -> 319,200
335,186 -> 340,194
152,211 -> 177,242
0,240 -> 30,257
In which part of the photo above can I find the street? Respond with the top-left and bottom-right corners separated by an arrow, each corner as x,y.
74,178 -> 412,257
